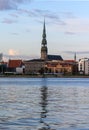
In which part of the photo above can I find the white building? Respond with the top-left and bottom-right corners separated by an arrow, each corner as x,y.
78,58 -> 89,75
8,59 -> 25,74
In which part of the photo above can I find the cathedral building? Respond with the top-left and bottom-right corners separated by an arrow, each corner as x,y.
24,20 -> 77,75
24,20 -> 63,74
0,19 -> 77,75
41,19 -> 63,61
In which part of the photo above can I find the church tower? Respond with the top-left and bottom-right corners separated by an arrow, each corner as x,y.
41,19 -> 48,60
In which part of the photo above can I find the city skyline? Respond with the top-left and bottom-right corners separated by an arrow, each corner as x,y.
0,0 -> 89,61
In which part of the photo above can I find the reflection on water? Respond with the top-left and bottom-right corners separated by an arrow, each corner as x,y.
1,78 -> 89,130
38,77 -> 52,130
39,86 -> 50,130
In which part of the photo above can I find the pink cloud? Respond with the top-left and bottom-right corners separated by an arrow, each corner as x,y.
65,31 -> 76,35
9,13 -> 19,18
0,0 -> 13,10
2,18 -> 17,24
18,9 -> 30,14
17,9 -> 36,17
8,49 -> 19,56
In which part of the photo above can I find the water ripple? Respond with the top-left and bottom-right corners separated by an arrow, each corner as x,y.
0,78 -> 89,130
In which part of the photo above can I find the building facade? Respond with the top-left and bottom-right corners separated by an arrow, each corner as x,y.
78,58 -> 89,75
24,20 -> 78,75
7,59 -> 25,74
24,59 -> 45,74
44,60 -> 77,75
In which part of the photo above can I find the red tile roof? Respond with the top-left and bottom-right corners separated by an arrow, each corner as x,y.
8,60 -> 23,68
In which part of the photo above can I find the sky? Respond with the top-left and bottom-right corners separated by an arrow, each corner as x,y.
0,0 -> 89,61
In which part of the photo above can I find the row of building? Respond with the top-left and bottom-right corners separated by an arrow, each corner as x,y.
0,59 -> 78,75
0,57 -> 89,76
0,20 -> 88,75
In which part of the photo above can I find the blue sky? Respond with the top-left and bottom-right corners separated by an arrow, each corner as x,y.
0,0 -> 89,61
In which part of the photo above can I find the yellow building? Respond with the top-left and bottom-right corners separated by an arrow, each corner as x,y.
44,60 -> 77,75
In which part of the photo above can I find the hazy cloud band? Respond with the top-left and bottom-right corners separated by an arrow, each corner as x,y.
0,0 -> 31,10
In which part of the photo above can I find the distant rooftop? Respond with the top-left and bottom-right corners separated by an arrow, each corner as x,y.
24,55 -> 63,62
25,59 -> 45,62
47,55 -> 63,61
8,60 -> 23,68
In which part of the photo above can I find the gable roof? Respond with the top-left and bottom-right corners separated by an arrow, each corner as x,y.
26,59 -> 45,62
8,60 -> 23,68
47,55 -> 63,61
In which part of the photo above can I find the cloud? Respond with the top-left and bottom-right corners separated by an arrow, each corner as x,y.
64,18 -> 89,33
9,13 -> 18,18
11,32 -> 18,35
64,51 -> 89,54
34,9 -> 58,19
61,12 -> 76,19
17,8 -> 66,26
8,49 -> 19,56
33,9 -> 66,25
2,18 -> 17,24
7,49 -> 37,60
26,28 -> 31,33
4,53 -> 37,61
0,0 -> 31,10
65,31 -> 76,35
0,0 -> 14,10
17,9 -> 36,17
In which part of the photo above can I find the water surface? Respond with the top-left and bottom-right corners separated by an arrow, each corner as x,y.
0,78 -> 89,130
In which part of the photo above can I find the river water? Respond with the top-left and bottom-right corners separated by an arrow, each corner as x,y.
0,78 -> 89,130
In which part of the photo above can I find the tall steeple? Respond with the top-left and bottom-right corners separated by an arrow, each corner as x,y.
74,52 -> 76,61
42,19 -> 46,42
41,19 -> 48,60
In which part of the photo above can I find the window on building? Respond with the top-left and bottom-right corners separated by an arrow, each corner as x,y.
80,64 -> 82,70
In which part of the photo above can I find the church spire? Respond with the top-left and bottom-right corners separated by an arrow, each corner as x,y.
43,19 -> 46,39
41,19 -> 48,60
42,19 -> 47,46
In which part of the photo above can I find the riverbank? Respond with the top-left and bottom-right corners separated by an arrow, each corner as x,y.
0,74 -> 89,78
